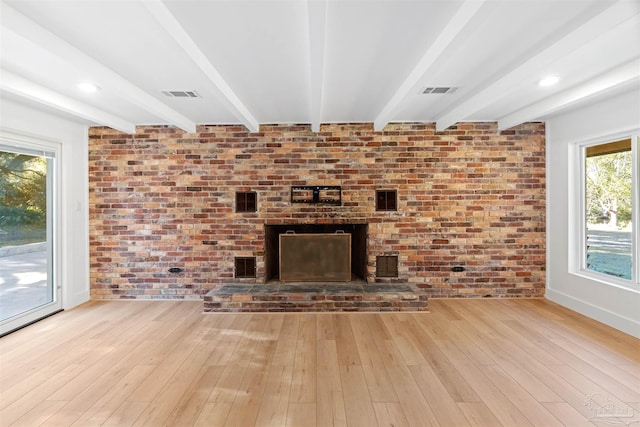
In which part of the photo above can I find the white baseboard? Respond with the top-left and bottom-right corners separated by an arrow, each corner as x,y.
65,290 -> 90,310
546,289 -> 640,338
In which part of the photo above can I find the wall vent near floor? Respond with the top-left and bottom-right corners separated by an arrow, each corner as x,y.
235,257 -> 256,278
161,90 -> 201,98
376,255 -> 398,278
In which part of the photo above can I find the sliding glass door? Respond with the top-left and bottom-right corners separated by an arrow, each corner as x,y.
0,140 -> 59,335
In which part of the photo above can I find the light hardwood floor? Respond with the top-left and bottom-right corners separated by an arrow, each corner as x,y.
0,298 -> 638,426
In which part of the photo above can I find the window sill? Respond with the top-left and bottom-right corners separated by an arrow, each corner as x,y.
571,269 -> 640,294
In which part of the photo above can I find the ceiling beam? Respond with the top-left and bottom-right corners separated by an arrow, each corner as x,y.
0,3 -> 196,134
307,0 -> 328,133
436,0 -> 638,132
498,59 -> 640,131
142,0 -> 259,133
1,70 -> 136,134
373,0 -> 486,132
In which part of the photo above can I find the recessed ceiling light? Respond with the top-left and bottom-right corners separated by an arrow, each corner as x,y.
77,82 -> 101,93
539,76 -> 559,87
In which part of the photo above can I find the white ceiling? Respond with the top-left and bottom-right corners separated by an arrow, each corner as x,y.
1,0 -> 639,134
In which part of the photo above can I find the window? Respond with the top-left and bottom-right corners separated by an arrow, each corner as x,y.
577,136 -> 638,286
376,255 -> 398,277
236,192 -> 257,213
235,257 -> 256,278
376,190 -> 397,211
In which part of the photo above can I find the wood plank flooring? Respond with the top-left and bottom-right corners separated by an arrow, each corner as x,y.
0,298 -> 638,426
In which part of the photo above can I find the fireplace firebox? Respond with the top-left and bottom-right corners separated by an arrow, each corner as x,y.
264,223 -> 368,282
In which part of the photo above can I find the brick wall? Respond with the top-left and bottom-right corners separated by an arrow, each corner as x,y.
89,122 -> 546,300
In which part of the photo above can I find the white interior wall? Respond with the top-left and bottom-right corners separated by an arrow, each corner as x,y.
546,89 -> 640,338
0,98 -> 90,309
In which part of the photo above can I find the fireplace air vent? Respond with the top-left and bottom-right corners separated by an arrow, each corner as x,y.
235,257 -> 256,278
236,192 -> 257,213
376,190 -> 397,211
376,256 -> 398,278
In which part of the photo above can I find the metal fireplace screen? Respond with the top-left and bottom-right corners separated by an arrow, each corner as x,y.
279,233 -> 351,282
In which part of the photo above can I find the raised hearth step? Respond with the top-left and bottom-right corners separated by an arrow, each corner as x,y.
204,282 -> 428,313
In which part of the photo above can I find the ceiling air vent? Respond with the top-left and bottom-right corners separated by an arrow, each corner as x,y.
421,87 -> 458,94
162,90 -> 201,98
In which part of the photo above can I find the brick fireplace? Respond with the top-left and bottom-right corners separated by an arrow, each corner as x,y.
89,122 -> 546,303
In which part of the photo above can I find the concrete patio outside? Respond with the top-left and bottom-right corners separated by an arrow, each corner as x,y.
0,243 -> 49,322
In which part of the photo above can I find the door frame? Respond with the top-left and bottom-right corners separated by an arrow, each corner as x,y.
0,129 -> 62,336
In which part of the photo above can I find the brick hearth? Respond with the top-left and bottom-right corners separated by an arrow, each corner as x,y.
204,282 -> 428,312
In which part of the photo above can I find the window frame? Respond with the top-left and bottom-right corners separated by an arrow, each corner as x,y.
572,133 -> 639,289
